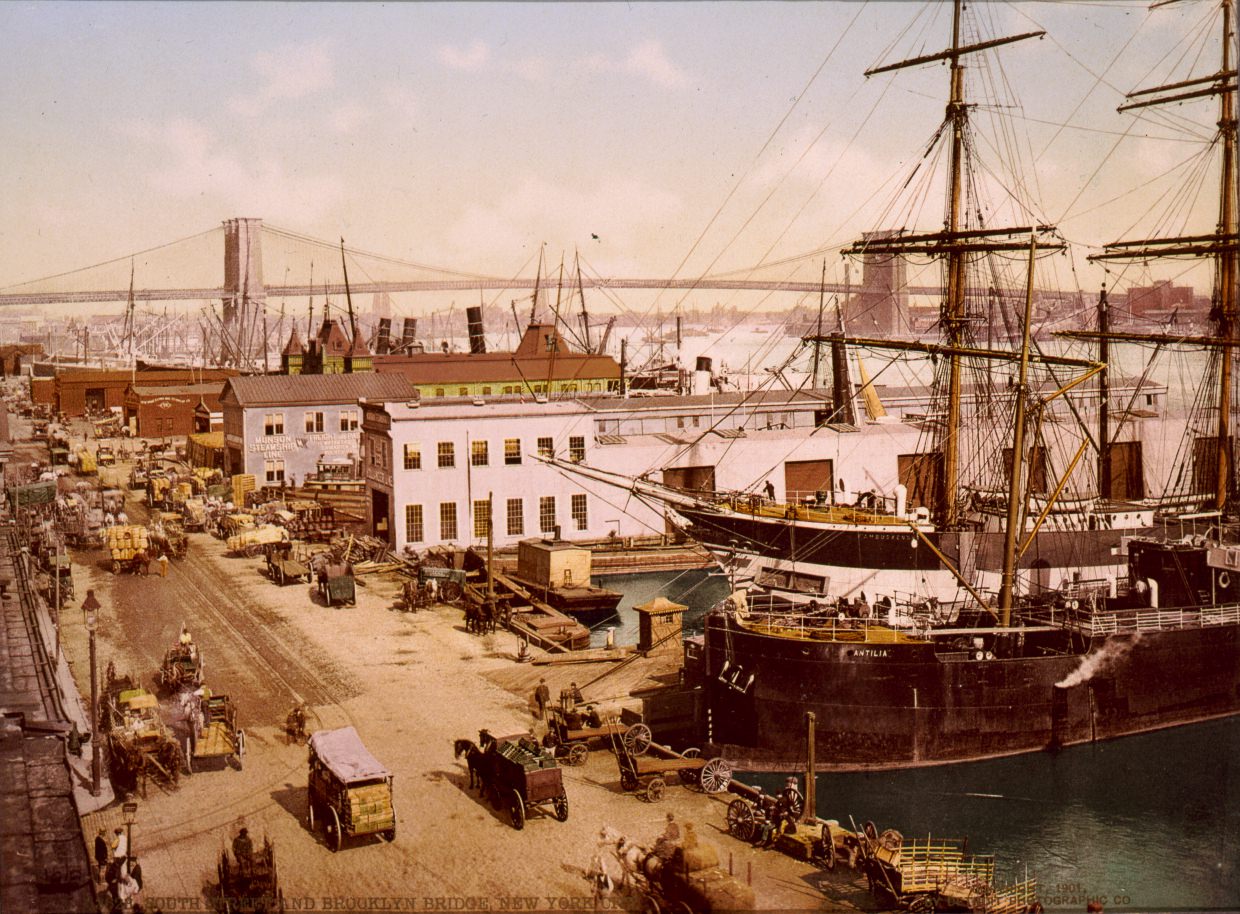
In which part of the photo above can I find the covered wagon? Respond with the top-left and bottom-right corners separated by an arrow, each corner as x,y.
307,726 -> 395,852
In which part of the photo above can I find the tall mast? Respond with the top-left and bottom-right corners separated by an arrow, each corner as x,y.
1089,0 -> 1239,512
340,238 -> 358,345
1098,285 -> 1111,499
845,0 -> 1052,527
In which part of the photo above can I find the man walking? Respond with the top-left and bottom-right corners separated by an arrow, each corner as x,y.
533,678 -> 551,720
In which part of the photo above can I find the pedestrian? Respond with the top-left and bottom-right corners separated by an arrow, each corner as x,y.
128,857 -> 143,893
93,828 -> 108,881
533,678 -> 551,720
158,554 -> 169,578
117,868 -> 139,910
232,827 -> 253,873
569,682 -> 584,704
112,827 -> 127,868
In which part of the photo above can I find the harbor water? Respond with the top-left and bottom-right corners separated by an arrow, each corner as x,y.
598,571 -> 1238,912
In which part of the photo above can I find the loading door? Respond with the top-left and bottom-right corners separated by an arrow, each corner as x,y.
784,458 -> 834,503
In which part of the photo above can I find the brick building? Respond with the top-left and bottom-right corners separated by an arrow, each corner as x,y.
52,367 -> 237,417
122,382 -> 226,438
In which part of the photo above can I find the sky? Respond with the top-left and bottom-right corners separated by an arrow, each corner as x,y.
0,0 -> 1232,315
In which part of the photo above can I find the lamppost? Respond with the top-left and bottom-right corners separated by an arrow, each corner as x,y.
122,801 -> 138,871
82,588 -> 101,797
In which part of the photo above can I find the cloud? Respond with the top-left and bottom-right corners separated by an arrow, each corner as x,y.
133,116 -> 346,223
230,39 -> 336,117
329,103 -> 371,135
428,175 -> 684,272
439,40 -> 490,72
622,40 -> 688,88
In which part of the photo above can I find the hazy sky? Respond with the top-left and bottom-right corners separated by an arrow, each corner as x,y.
0,0 -> 1231,309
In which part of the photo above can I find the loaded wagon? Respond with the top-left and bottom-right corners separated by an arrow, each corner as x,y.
473,731 -> 568,830
105,524 -> 151,575
611,725 -> 732,802
227,523 -> 289,558
641,835 -> 756,914
307,726 -> 396,852
188,691 -> 245,773
316,560 -> 356,606
104,681 -> 185,796
157,633 -> 204,693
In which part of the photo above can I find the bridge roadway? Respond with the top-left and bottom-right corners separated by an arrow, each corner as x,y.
0,277 -> 949,306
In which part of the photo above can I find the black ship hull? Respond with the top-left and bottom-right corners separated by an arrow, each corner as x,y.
702,608 -> 1240,770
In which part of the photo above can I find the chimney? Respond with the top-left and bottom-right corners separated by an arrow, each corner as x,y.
376,318 -> 392,355
399,318 -> 417,352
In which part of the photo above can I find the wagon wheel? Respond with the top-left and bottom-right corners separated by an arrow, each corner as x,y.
620,770 -> 639,792
623,723 -> 652,757
814,837 -> 837,870
326,807 -> 343,852
509,789 -> 526,830
276,566 -> 287,586
644,777 -> 666,803
382,825 -> 396,842
677,747 -> 701,784
441,581 -> 463,602
553,794 -> 569,822
567,743 -> 589,767
641,896 -> 661,914
909,895 -> 936,913
698,757 -> 732,793
727,798 -> 756,841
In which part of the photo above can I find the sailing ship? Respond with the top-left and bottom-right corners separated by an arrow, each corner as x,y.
550,0 -> 1240,767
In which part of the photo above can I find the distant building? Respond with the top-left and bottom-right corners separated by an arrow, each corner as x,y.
373,323 -> 621,399
122,383 -> 225,438
282,317 -> 373,375
52,367 -> 238,417
219,372 -> 415,484
1123,280 -> 1202,324
0,344 -> 43,377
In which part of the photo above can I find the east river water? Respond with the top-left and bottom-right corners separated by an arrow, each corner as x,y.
596,570 -> 1239,913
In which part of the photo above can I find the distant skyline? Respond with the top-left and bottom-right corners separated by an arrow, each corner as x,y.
1,1 -> 1232,317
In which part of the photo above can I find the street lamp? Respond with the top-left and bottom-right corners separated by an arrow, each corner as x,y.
122,801 -> 138,868
82,588 -> 101,797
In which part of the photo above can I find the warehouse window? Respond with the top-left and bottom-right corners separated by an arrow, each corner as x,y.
471,440 -> 489,467
539,496 -> 556,533
403,443 -> 421,470
506,498 -> 524,536
264,459 -> 285,484
569,436 -> 586,462
305,411 -> 324,433
339,409 -> 359,432
437,442 -> 455,468
537,437 -> 554,458
405,504 -> 424,543
439,503 -> 457,541
504,439 -> 522,465
571,494 -> 588,531
264,413 -> 284,436
473,499 -> 491,539
434,388 -> 445,398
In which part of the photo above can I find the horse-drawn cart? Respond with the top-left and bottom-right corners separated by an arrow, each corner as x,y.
105,524 -> 151,575
265,542 -> 311,586
188,692 -> 245,773
455,731 -> 568,830
157,634 -> 204,693
104,678 -> 185,796
307,726 -> 396,852
216,833 -> 285,914
542,706 -> 626,766
611,725 -> 732,802
316,560 -> 356,606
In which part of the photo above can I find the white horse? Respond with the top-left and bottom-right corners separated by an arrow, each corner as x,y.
598,825 -> 650,893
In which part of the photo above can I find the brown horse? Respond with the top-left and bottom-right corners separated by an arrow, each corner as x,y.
453,738 -> 487,791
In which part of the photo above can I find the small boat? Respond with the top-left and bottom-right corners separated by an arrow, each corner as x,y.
506,538 -> 623,621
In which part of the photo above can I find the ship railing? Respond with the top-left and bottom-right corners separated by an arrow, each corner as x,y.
739,611 -> 924,643
986,879 -> 1039,914
1072,603 -> 1240,636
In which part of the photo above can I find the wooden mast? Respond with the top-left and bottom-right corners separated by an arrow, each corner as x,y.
846,0 -> 1052,528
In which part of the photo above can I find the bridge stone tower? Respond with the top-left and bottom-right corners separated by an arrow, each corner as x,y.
845,230 -> 909,336
222,217 -> 266,366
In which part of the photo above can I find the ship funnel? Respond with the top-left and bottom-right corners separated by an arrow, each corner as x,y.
692,356 -> 713,395
895,484 -> 907,517
399,317 -> 417,352
466,306 -> 487,354
376,318 -> 392,355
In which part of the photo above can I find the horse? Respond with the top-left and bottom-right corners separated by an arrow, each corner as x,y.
598,825 -> 652,893
453,738 -> 488,791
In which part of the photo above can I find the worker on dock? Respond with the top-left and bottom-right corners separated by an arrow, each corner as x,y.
533,678 -> 550,719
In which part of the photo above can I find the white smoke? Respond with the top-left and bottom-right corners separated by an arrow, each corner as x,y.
1056,634 -> 1142,688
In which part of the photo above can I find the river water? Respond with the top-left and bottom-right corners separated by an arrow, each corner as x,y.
593,570 -> 1239,912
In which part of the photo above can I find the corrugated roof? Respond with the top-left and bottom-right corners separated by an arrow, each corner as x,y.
222,373 -> 416,408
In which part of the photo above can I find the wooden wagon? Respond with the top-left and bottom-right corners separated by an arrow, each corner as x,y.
188,692 -> 246,773
265,542 -> 311,586
480,732 -> 568,830
216,833 -> 285,914
307,726 -> 396,852
541,706 -> 627,766
106,687 -> 185,796
611,725 -> 732,802
105,524 -> 151,574
227,523 -> 289,558
317,562 -> 356,606
157,639 -> 204,693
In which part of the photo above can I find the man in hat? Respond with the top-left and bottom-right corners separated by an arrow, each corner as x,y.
232,826 -> 253,874
533,678 -> 551,720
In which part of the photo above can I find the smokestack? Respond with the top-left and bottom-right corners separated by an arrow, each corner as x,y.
466,306 -> 487,354
376,318 -> 392,355
400,317 -> 417,352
